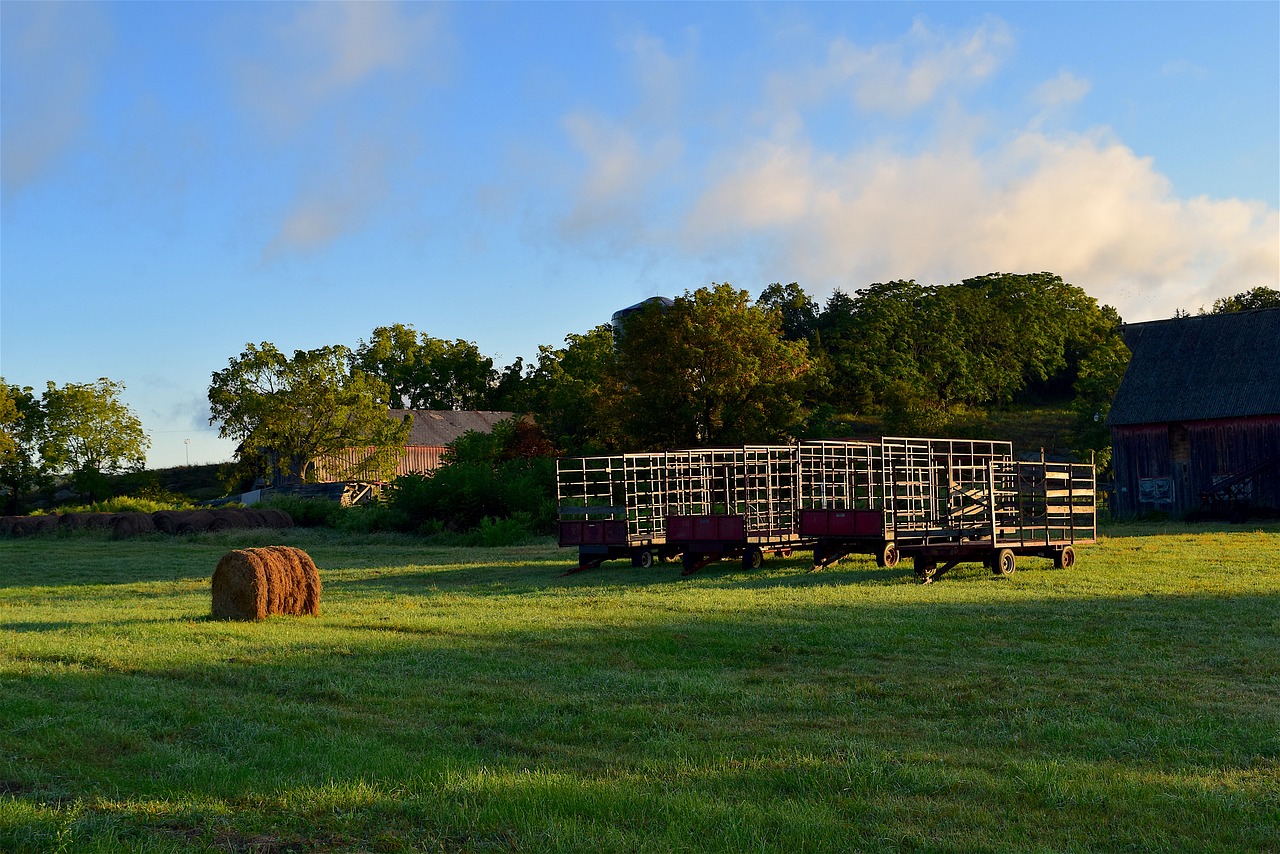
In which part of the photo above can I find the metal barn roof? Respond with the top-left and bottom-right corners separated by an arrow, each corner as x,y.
1108,308 -> 1280,426
389,410 -> 515,447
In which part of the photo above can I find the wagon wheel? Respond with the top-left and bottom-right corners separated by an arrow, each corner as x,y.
876,541 -> 900,568
1054,545 -> 1076,570
742,546 -> 764,570
991,548 -> 1016,577
639,549 -> 656,569
914,558 -> 937,583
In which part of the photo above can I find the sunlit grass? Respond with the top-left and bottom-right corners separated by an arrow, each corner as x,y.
2,522 -> 1278,851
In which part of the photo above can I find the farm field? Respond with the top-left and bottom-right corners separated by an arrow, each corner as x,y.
1,523 -> 1278,852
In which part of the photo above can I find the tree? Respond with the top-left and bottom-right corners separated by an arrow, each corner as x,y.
758,282 -> 819,342
1069,333 -> 1130,476
614,283 -> 814,447
1203,286 -> 1280,314
209,343 -> 411,486
41,379 -> 150,502
0,382 -> 49,514
523,325 -> 623,454
353,324 -> 497,410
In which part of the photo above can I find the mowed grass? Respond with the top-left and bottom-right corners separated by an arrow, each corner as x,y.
1,522 -> 1277,852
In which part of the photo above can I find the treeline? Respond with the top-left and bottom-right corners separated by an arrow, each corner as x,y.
207,272 -> 1140,493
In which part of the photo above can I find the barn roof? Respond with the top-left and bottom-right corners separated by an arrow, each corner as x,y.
1108,308 -> 1280,426
389,410 -> 515,446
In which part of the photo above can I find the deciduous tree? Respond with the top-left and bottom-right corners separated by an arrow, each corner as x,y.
615,284 -> 814,447
1203,286 -> 1280,314
209,343 -> 410,486
0,382 -> 48,513
41,378 -> 149,501
354,324 -> 497,410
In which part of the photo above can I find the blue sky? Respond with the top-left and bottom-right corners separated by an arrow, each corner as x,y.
2,1 -> 1277,469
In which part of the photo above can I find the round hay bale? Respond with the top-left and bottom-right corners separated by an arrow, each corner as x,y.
9,517 -> 39,538
152,510 -> 185,534
211,546 -> 321,621
176,510 -> 215,535
242,508 -> 269,528
259,508 -> 295,529
209,508 -> 250,531
111,512 -> 157,539
59,512 -> 113,531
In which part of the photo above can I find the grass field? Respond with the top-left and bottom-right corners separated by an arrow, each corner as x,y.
2,522 -> 1278,852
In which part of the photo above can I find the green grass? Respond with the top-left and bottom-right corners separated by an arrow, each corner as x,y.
2,523 -> 1278,852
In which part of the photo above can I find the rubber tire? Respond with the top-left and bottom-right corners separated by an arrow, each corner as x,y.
876,542 -> 900,568
743,547 -> 764,570
992,548 -> 1016,576
1054,545 -> 1075,569
639,549 -> 655,569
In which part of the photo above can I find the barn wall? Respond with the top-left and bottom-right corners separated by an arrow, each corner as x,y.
312,445 -> 445,483
1187,416 -> 1280,512
1113,424 -> 1171,516
1113,416 -> 1280,517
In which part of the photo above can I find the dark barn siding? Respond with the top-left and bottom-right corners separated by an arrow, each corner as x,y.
1114,417 -> 1280,516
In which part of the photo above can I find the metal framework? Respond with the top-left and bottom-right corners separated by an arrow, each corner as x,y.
555,435 -> 1096,580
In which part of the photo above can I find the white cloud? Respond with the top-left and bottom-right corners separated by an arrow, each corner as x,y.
0,2 -> 112,194
1033,71 -> 1091,108
681,128 -> 1278,321
556,16 -> 1277,322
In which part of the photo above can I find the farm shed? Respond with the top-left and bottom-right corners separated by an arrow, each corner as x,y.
312,409 -> 515,483
1108,308 -> 1280,517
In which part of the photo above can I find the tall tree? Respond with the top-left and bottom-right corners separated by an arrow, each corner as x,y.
353,324 -> 497,410
614,283 -> 813,447
758,282 -> 819,342
0,382 -> 49,514
41,378 -> 149,501
209,343 -> 410,486
523,325 -> 622,454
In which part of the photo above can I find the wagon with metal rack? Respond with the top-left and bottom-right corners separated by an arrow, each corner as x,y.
799,437 -> 1095,581
556,452 -> 671,572
664,445 -> 807,574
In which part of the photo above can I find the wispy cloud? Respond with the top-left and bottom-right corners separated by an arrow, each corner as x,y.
233,1 -> 447,136
226,2 -> 448,257
766,16 -> 1013,118
0,2 -> 112,195
1033,71 -> 1091,108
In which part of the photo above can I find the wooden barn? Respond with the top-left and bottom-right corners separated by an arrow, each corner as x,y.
1108,308 -> 1280,517
312,409 -> 515,483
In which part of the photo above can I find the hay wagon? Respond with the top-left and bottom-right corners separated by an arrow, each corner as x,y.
664,445 -> 807,574
555,435 -> 1097,581
800,437 -> 1096,581
556,452 -> 672,572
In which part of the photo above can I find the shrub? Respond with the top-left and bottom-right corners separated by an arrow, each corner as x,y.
260,496 -> 344,528
385,457 -> 554,534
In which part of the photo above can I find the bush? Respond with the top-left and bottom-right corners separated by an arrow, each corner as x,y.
385,457 -> 555,534
260,496 -> 345,528
336,502 -> 409,535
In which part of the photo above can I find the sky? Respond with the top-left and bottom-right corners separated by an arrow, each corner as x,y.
2,1 -> 1277,470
